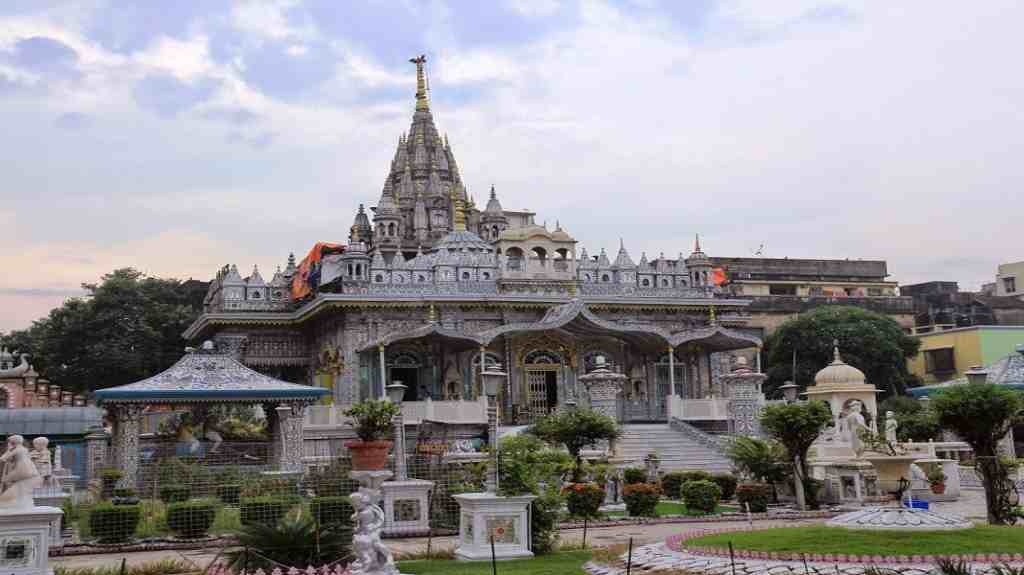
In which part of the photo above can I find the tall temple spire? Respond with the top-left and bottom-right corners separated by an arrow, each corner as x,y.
409,54 -> 430,112
451,187 -> 467,232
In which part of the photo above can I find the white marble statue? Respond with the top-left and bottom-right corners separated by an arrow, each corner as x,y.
845,400 -> 869,454
350,492 -> 398,575
0,435 -> 42,510
29,437 -> 60,493
884,411 -> 899,444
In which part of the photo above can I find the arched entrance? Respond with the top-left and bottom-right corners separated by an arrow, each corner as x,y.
388,350 -> 422,402
654,351 -> 687,418
523,349 -> 562,421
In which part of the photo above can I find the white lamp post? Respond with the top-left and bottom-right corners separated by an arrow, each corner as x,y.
481,363 -> 506,494
386,381 -> 408,480
965,366 -> 988,386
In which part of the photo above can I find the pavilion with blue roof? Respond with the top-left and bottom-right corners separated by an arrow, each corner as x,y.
95,341 -> 328,487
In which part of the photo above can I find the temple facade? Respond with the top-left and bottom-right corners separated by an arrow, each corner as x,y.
185,57 -> 762,426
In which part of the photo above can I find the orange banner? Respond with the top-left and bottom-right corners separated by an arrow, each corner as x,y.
291,242 -> 345,300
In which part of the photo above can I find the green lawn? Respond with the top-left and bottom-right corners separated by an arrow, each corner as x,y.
606,501 -> 738,518
399,551 -> 592,575
686,525 -> 1024,556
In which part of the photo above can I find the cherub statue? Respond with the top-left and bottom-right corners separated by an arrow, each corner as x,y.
350,492 -> 398,575
884,411 -> 899,444
0,435 -> 41,509
845,400 -> 869,454
29,436 -> 60,491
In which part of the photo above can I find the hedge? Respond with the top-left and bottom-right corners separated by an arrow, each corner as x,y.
680,479 -> 721,514
88,502 -> 141,543
661,470 -> 712,499
310,496 -> 355,528
166,500 -> 218,539
216,484 -> 241,505
159,485 -> 192,503
736,483 -> 772,513
622,467 -> 647,485
622,483 -> 661,517
711,473 -> 738,500
239,495 -> 301,527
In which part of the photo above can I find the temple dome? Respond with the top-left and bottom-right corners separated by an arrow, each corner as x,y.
814,345 -> 866,386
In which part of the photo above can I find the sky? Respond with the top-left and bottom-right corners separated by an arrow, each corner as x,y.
1,0 -> 1022,333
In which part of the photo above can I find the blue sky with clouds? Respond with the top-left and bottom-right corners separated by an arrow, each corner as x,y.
1,0 -> 1022,331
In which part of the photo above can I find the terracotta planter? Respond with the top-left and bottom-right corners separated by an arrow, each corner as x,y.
930,482 -> 946,495
346,440 -> 393,470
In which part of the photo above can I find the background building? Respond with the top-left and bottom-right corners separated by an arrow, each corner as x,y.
995,260 -> 1024,298
901,281 -> 1024,333
907,325 -> 1024,384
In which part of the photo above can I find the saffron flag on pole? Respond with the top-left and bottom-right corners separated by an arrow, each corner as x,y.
712,267 -> 728,286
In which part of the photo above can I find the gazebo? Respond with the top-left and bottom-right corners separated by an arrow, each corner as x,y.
94,341 -> 328,487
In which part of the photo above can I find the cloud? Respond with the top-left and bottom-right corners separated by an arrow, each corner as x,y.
1,0 -> 1022,331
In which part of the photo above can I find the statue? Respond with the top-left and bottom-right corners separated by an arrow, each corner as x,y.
0,435 -> 41,510
350,492 -> 399,575
845,400 -> 869,454
29,437 -> 60,492
884,411 -> 899,444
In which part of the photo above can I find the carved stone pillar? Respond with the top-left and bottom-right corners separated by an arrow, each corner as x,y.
110,404 -> 143,488
578,357 -> 628,421
274,402 -> 307,472
723,357 -> 767,437
84,428 -> 109,484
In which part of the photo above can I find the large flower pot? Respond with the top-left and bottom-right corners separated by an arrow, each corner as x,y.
930,482 -> 946,495
345,440 -> 393,471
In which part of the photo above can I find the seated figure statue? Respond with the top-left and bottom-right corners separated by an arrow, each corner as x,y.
0,435 -> 42,510
349,492 -> 399,575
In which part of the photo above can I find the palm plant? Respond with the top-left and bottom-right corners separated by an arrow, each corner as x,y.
225,512 -> 352,571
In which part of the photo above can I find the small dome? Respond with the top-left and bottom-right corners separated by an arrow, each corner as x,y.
813,345 -> 866,386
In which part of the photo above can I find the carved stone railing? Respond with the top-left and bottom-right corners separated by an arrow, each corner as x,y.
668,416 -> 728,453
669,396 -> 731,420
304,397 -> 488,428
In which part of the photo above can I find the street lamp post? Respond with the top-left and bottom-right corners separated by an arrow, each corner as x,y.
386,382 -> 408,481
965,366 -> 988,386
481,363 -> 507,494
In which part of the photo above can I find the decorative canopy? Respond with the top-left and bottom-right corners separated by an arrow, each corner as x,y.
909,344 -> 1024,397
94,342 -> 328,404
359,299 -> 762,355
479,299 -> 673,352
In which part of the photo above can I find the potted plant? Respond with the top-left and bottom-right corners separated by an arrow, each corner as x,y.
344,399 -> 400,470
927,466 -> 947,495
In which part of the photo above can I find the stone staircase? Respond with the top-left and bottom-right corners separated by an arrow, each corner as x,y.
614,423 -> 732,473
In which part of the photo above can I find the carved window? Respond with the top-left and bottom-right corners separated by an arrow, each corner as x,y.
375,274 -> 384,283
462,271 -> 471,280
524,349 -> 562,365
642,278 -> 650,287
417,275 -> 426,283
601,274 -> 610,282
0,388 -> 8,408
250,291 -> 262,299
661,278 -> 670,287
482,271 -> 491,280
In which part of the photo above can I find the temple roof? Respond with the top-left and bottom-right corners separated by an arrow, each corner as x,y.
668,324 -> 763,351
94,342 -> 328,404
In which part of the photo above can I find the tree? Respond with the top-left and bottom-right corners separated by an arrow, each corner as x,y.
763,306 -> 921,398
726,436 -> 791,485
528,408 -> 620,482
931,384 -> 1024,525
0,269 -> 205,392
760,401 -> 832,510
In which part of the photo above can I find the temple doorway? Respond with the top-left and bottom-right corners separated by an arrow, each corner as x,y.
391,367 -> 419,401
526,369 -> 558,418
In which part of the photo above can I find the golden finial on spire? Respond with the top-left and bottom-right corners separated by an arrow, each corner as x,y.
409,54 -> 429,111
450,186 -> 467,232
708,304 -> 717,324
427,301 -> 438,323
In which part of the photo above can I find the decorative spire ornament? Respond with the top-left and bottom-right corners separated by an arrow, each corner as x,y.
409,54 -> 430,112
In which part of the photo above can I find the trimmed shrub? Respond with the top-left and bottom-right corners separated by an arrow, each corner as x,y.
310,496 -> 355,527
622,483 -> 661,517
562,482 -> 605,518
239,495 -> 301,527
660,470 -> 710,499
99,468 -> 122,499
711,473 -> 738,500
622,467 -> 647,485
166,499 -> 218,539
88,502 -> 141,543
159,485 -> 192,503
680,479 -> 721,515
215,484 -> 241,505
736,483 -> 772,513
531,490 -> 564,555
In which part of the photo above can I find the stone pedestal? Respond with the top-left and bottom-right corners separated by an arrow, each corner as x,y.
381,479 -> 434,537
453,493 -> 536,561
722,358 -> 766,437
32,488 -> 68,550
0,506 -> 63,575
579,357 -> 627,420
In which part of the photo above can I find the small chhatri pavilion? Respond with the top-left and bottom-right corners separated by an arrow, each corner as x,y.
94,341 -> 328,487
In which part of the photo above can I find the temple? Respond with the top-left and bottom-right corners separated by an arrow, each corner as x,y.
185,56 -> 763,430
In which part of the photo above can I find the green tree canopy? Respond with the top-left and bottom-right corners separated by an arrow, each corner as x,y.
760,401 -> 832,477
726,436 -> 791,485
763,306 -> 921,398
0,268 -> 206,393
528,407 -> 620,482
931,384 -> 1024,525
